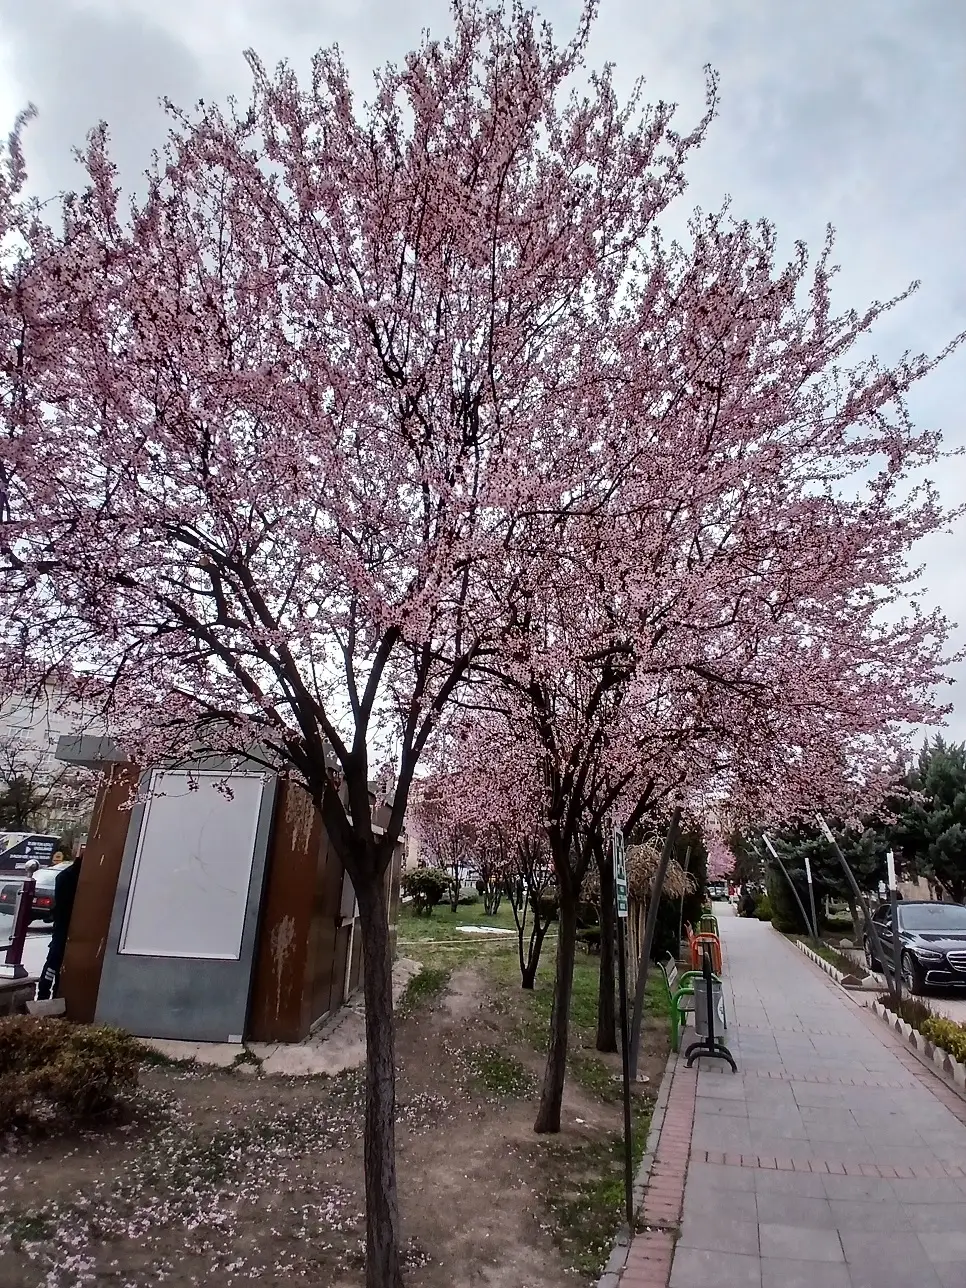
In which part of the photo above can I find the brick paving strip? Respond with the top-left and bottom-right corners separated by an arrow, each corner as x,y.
694,1151 -> 966,1180
610,908 -> 966,1288
616,1064 -> 697,1287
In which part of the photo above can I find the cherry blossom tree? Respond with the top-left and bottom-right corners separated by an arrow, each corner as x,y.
0,5 -> 721,1281
428,708 -> 558,983
410,774 -> 476,912
2,0 -> 963,1277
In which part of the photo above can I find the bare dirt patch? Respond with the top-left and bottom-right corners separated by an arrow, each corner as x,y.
0,959 -> 668,1288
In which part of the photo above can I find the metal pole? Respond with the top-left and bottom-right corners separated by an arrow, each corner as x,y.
804,853 -> 820,941
677,845 -> 692,954
615,889 -> 634,1228
887,849 -> 902,1004
1,860 -> 38,980
761,837 -> 813,937
629,806 -> 683,1081
815,815 -> 898,1002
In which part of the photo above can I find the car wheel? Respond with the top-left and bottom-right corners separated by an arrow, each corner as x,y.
864,937 -> 878,971
901,951 -> 926,996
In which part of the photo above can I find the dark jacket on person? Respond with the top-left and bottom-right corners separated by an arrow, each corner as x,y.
47,859 -> 82,966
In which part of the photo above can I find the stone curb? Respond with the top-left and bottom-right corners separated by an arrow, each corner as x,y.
794,938 -> 871,988
595,1050 -> 678,1286
771,925 -> 871,990
867,998 -> 966,1091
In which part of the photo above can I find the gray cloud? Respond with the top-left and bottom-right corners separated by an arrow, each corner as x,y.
1,0 -> 963,731
0,0 -> 205,199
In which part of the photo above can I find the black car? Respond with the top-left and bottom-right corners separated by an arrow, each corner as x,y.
864,899 -> 966,994
0,866 -> 59,924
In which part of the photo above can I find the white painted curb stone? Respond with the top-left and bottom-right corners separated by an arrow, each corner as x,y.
866,997 -> 966,1093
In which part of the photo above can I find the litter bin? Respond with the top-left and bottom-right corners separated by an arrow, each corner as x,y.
694,975 -> 727,1035
686,949 -> 736,1071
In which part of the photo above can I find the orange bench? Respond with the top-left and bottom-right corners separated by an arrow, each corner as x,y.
685,921 -> 722,975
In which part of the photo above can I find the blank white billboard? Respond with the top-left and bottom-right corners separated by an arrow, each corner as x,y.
118,770 -> 265,960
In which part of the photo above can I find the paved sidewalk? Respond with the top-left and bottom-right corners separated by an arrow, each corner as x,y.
622,905 -> 966,1288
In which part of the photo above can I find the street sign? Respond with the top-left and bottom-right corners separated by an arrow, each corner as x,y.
613,829 -> 628,919
611,823 -> 633,1230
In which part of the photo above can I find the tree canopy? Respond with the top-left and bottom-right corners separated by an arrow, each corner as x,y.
1,2 -> 962,1281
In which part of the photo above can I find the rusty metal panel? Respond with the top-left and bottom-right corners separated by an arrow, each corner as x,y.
308,824 -> 344,1025
247,780 -> 318,1042
60,764 -> 139,1023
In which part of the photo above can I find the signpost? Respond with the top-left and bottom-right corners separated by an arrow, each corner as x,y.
613,828 -> 634,1229
615,831 -> 629,920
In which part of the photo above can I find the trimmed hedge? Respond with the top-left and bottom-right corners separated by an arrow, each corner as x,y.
877,993 -> 966,1064
0,1017 -> 143,1129
921,1016 -> 966,1064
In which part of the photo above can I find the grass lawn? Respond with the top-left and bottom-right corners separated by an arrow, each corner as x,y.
397,897 -> 556,970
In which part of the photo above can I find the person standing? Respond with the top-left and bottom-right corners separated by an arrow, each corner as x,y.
36,853 -> 83,1001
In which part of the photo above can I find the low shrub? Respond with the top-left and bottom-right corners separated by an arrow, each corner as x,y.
802,939 -> 859,977
877,992 -> 966,1064
535,893 -> 559,924
921,1015 -> 966,1064
401,867 -> 449,916
755,892 -> 773,922
576,926 -> 601,954
0,1017 -> 143,1130
877,992 -> 936,1032
880,989 -> 966,1061
822,916 -> 855,935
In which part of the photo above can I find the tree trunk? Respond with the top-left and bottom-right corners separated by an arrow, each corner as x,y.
521,917 -> 551,990
534,890 -> 578,1134
356,873 -> 404,1288
596,857 -> 617,1053
846,892 -> 860,937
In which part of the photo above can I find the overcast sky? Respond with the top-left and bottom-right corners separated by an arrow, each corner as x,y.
1,0 -> 963,739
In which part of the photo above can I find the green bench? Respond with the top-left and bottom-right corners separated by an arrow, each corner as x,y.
658,953 -> 722,1052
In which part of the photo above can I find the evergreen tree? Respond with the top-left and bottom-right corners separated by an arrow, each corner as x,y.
893,739 -> 966,902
